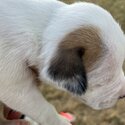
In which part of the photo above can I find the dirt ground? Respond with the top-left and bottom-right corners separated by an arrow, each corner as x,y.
40,85 -> 125,125
40,1 -> 125,125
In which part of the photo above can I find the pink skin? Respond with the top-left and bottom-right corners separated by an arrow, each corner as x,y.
1,106 -> 29,125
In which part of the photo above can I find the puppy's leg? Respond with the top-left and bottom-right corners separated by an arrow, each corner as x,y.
0,79 -> 71,125
0,53 -> 71,125
25,116 -> 39,125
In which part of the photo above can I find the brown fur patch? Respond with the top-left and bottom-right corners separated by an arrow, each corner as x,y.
59,26 -> 103,72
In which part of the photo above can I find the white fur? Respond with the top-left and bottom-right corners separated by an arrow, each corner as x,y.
0,0 -> 125,125
25,116 -> 39,125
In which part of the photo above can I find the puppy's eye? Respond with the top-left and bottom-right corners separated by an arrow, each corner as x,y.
76,48 -> 85,58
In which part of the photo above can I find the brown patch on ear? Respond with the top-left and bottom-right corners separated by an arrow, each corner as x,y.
48,47 -> 87,95
48,45 -> 87,95
60,26 -> 103,72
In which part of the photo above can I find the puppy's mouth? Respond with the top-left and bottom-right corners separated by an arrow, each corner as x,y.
118,84 -> 125,99
119,95 -> 125,99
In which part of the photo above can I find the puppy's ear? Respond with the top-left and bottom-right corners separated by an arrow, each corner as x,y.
48,47 -> 87,95
48,48 -> 86,80
48,26 -> 103,95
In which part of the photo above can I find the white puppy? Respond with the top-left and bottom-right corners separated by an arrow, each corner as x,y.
0,0 -> 125,125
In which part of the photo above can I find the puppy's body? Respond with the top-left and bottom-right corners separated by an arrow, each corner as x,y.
0,0 -> 125,125
0,1 -> 70,125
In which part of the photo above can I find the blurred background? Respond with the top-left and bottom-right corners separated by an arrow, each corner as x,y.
40,0 -> 125,125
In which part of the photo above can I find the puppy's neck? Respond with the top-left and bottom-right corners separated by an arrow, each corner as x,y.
28,0 -> 65,35
25,0 -> 66,70
2,0 -> 65,35
22,0 -> 65,35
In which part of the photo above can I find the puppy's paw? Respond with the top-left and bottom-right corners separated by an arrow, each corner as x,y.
25,116 -> 39,125
58,115 -> 72,125
40,114 -> 71,125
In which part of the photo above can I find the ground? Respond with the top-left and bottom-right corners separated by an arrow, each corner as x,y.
41,85 -> 125,125
40,1 -> 125,125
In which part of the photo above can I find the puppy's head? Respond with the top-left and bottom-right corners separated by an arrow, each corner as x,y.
40,2 -> 125,109
48,27 -> 102,95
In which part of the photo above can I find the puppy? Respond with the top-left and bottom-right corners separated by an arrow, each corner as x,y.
0,0 -> 125,125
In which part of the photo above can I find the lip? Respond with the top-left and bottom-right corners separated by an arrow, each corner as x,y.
119,95 -> 125,99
